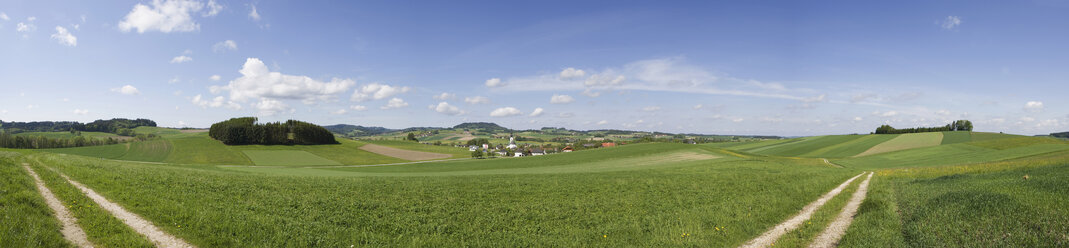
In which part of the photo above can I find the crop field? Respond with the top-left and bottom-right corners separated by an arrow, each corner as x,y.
357,140 -> 470,158
750,135 -> 864,157
5,130 -> 1069,247
854,132 -> 943,157
799,134 -> 899,158
243,150 -> 342,166
940,131 -> 972,144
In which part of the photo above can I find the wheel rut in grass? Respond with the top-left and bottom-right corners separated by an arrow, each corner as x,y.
45,165 -> 194,248
739,172 -> 866,248
22,163 -> 94,248
809,172 -> 874,248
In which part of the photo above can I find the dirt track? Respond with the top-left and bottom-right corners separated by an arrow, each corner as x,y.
58,172 -> 194,248
739,172 -> 866,248
22,164 -> 93,248
809,172 -> 874,248
359,144 -> 452,161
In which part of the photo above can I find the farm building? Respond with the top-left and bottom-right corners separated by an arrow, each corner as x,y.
562,146 -> 573,152
601,142 -> 616,147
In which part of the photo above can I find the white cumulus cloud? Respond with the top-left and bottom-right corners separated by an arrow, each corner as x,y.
170,55 -> 192,63
351,83 -> 410,102
350,105 -> 367,111
432,92 -> 455,100
191,94 -> 241,110
73,109 -> 89,115
430,102 -> 464,116
381,98 -> 409,109
597,120 -> 608,125
112,85 -> 140,95
490,107 -> 522,117
485,78 -> 504,87
559,67 -> 586,80
50,26 -> 77,46
249,4 -> 261,21
642,106 -> 661,112
529,107 -> 544,117
204,0 -> 223,17
464,96 -> 490,104
1025,101 -> 1044,112
253,98 -> 291,116
941,16 -> 961,30
209,75 -> 221,81
550,94 -> 574,104
213,58 -> 355,104
0,12 -> 9,21
331,109 -> 347,115
119,0 -> 219,33
213,40 -> 237,52
16,22 -> 35,32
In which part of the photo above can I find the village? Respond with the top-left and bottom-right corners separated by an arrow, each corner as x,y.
464,135 -> 618,158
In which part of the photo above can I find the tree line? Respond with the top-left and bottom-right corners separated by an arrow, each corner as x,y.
208,117 -> 338,145
874,120 -> 973,134
0,132 -> 131,149
0,118 -> 157,135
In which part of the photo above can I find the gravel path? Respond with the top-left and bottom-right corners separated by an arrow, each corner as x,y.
22,164 -> 94,248
809,172 -> 874,248
58,173 -> 194,248
739,172 -> 866,248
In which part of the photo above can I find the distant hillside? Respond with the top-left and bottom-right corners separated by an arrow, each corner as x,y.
1052,131 -> 1069,139
1,118 -> 157,136
453,122 -> 509,132
324,124 -> 395,137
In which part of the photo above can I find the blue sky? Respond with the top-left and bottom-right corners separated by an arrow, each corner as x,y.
1,0 -> 1068,136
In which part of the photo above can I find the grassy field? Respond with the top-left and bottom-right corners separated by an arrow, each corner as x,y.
749,135 -> 864,157
6,130 -> 1069,247
855,132 -> 943,157
800,134 -> 898,158
18,143 -> 859,247
940,131 -> 972,144
841,151 -> 1069,247
243,150 -> 341,166
358,140 -> 470,158
0,151 -> 71,248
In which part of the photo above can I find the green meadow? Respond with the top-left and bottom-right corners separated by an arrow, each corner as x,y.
3,128 -> 1069,246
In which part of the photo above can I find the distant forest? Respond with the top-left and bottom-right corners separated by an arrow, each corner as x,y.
0,118 -> 157,149
875,120 -> 973,134
209,117 -> 338,145
0,118 -> 157,135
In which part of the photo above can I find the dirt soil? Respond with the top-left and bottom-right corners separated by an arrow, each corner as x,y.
359,144 -> 452,161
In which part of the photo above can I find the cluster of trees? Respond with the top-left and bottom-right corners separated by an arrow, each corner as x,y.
82,119 -> 157,133
208,117 -> 338,145
0,118 -> 156,135
1051,132 -> 1069,139
0,132 -> 127,149
874,120 -> 973,134
465,138 -> 492,147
